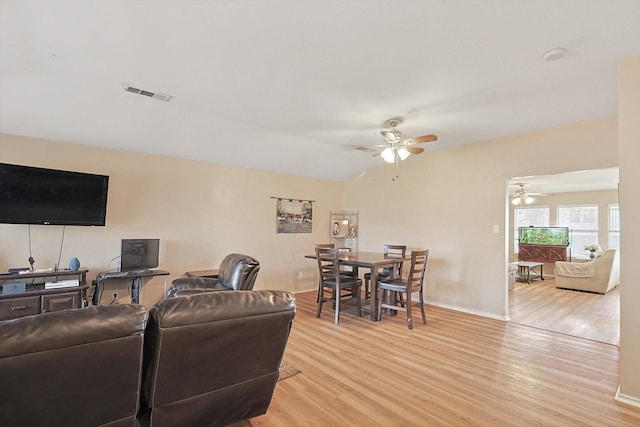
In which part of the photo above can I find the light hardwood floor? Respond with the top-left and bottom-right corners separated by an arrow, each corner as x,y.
234,290 -> 639,427
509,276 -> 620,345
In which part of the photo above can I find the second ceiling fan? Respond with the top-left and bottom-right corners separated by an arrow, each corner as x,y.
510,183 -> 549,205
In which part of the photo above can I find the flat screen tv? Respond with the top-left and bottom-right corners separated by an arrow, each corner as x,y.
120,239 -> 160,272
0,163 -> 109,226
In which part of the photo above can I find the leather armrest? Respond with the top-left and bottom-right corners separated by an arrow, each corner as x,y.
168,287 -> 232,298
167,277 -> 225,298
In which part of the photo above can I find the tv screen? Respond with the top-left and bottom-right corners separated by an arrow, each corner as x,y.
0,163 -> 109,226
120,239 -> 160,272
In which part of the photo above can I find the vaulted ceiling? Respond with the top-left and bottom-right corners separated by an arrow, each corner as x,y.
1,1 -> 639,183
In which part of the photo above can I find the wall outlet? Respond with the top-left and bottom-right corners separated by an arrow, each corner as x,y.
297,271 -> 303,279
493,225 -> 500,234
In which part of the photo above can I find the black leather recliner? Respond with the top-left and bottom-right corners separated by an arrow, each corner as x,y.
0,304 -> 148,427
0,290 -> 296,427
167,253 -> 260,297
138,290 -> 296,427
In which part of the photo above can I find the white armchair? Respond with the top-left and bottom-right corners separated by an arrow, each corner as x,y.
553,249 -> 620,294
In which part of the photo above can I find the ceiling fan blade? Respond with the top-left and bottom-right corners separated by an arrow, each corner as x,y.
411,134 -> 438,144
380,130 -> 398,143
352,144 -> 388,150
405,146 -> 425,154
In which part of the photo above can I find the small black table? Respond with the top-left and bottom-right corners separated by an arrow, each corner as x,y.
94,269 -> 169,304
515,262 -> 544,284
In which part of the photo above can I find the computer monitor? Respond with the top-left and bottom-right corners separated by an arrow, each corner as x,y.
120,239 -> 159,272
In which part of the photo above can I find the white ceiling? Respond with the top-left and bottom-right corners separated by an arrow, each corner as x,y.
1,1 -> 639,183
509,167 -> 619,196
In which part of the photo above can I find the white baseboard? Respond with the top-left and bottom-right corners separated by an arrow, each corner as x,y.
293,288 -> 511,321
426,301 -> 509,321
615,385 -> 640,408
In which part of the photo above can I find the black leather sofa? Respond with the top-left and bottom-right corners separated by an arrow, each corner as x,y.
0,289 -> 296,427
167,253 -> 260,297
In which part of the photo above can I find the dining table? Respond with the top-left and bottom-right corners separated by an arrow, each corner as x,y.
305,251 -> 410,321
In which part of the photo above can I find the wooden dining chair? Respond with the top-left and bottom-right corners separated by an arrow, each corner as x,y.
315,247 -> 362,324
316,243 -> 357,276
363,244 -> 407,299
314,243 -> 336,303
376,249 -> 429,330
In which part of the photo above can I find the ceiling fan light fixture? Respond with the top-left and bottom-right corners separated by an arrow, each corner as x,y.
381,147 -> 395,163
512,183 -> 536,205
353,117 -> 437,181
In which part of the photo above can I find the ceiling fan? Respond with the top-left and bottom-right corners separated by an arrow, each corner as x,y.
510,183 -> 548,205
352,118 -> 438,180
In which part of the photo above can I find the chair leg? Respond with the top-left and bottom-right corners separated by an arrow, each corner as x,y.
316,289 -> 323,318
406,292 -> 413,330
419,291 -> 427,324
334,287 -> 340,324
389,291 -> 398,316
356,287 -> 362,317
376,287 -> 383,321
364,276 -> 370,299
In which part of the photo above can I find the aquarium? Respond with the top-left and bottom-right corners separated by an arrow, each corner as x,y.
518,227 -> 569,246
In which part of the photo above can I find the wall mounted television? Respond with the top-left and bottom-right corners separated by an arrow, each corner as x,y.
0,163 -> 109,226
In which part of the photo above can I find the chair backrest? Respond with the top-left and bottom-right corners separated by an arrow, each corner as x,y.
406,249 -> 429,292
383,244 -> 407,277
0,304 -> 148,427
315,243 -> 335,249
315,243 -> 357,276
140,290 -> 296,427
217,253 -> 260,290
315,247 -> 341,283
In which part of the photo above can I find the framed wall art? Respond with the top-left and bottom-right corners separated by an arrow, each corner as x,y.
275,199 -> 313,233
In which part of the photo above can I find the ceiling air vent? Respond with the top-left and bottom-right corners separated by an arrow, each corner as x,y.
353,146 -> 377,153
122,83 -> 172,102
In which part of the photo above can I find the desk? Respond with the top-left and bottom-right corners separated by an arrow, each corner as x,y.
95,270 -> 170,304
305,251 -> 409,321
515,262 -> 544,284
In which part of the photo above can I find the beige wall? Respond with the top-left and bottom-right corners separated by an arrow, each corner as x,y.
0,134 -> 339,305
618,55 -> 640,405
344,116 -> 618,320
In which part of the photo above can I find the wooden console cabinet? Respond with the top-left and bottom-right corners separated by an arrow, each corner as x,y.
518,244 -> 571,263
0,269 -> 88,321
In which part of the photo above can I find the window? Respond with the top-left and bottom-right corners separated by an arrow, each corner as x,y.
514,207 -> 549,254
558,205 -> 598,258
609,204 -> 620,249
